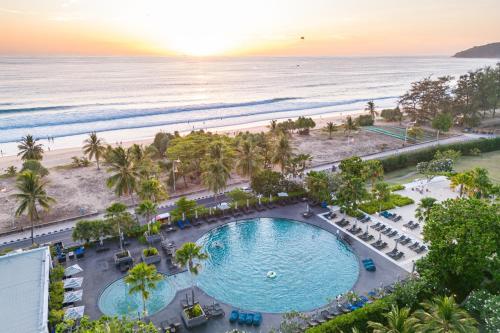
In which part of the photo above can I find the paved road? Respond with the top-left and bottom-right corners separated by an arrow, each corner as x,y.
0,133 -> 488,250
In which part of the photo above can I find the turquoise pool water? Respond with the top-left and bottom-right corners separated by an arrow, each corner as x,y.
195,218 -> 359,313
98,273 -> 191,318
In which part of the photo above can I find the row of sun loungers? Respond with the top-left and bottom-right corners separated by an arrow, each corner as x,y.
403,220 -> 420,229
229,310 -> 261,326
380,211 -> 402,222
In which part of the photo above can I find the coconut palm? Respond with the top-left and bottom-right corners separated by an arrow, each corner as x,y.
373,181 -> 391,213
343,116 -> 358,141
14,171 -> 55,244
135,200 -> 158,231
17,134 -> 44,161
366,100 -> 378,120
415,197 -> 437,222
269,119 -> 278,135
201,142 -> 233,201
175,242 -> 208,292
106,146 -> 139,201
82,132 -> 105,170
450,172 -> 470,198
368,305 -> 417,333
138,177 -> 167,203
105,202 -> 134,250
363,160 -> 384,191
467,167 -> 493,198
413,296 -> 478,333
272,135 -> 293,173
324,122 -> 338,139
124,262 -> 163,317
235,139 -> 262,179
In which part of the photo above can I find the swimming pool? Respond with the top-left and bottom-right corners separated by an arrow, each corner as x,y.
98,273 -> 191,318
195,218 -> 359,313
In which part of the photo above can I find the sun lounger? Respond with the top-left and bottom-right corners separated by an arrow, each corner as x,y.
238,312 -> 247,325
403,221 -> 414,228
370,222 -> 381,229
396,235 -> 406,242
253,312 -> 262,326
381,227 -> 392,235
415,245 -> 427,254
183,219 -> 192,228
387,248 -> 398,256
393,216 -> 402,222
375,224 -> 386,231
409,223 -> 420,230
400,238 -> 411,245
374,242 -> 388,250
408,241 -> 420,250
321,310 -> 335,320
245,313 -> 254,325
387,230 -> 398,238
256,204 -> 266,211
302,211 -> 314,218
393,251 -> 404,260
229,310 -> 239,323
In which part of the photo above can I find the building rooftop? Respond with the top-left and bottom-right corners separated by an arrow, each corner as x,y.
0,247 -> 51,333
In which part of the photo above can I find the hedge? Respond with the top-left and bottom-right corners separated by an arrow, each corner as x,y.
379,137 -> 500,173
306,297 -> 394,332
390,194 -> 414,206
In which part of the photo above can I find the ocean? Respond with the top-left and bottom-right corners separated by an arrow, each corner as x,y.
0,56 -> 497,155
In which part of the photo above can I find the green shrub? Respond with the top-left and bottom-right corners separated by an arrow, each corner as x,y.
389,184 -> 405,191
50,265 -> 65,283
49,309 -> 65,327
185,304 -> 203,318
355,114 -> 374,126
306,297 -> 394,332
143,247 -> 159,256
464,289 -> 500,333
390,194 -> 414,206
379,137 -> 500,172
359,200 -> 396,214
380,108 -> 403,122
49,281 -> 64,311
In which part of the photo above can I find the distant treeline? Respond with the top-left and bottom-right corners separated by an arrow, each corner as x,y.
397,64 -> 500,127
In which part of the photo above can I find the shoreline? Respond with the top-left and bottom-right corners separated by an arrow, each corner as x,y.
0,110 -> 367,170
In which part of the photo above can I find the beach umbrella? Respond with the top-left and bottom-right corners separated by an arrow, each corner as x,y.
306,203 -> 310,212
191,288 -> 196,303
217,202 -> 230,210
195,210 -> 198,219
235,201 -> 238,210
365,225 -> 369,233
393,240 -> 399,251
277,192 -> 288,197
258,196 -> 262,205
64,290 -> 83,304
209,207 -> 212,215
64,277 -> 83,289
269,194 -> 272,202
64,264 -> 83,277
246,199 -> 249,208
378,232 -> 382,241
64,306 -> 85,320
182,212 -> 185,221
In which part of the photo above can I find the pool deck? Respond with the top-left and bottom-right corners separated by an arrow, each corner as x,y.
72,202 -> 408,333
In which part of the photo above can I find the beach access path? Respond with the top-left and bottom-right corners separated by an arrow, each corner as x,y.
0,132 -> 488,248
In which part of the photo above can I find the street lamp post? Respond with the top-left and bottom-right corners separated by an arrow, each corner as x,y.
172,159 -> 181,192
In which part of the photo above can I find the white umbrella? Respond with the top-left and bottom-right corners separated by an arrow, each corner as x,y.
235,201 -> 238,209
246,199 -> 250,208
258,196 -> 262,205
277,192 -> 288,197
209,207 -> 212,215
64,264 -> 83,277
64,289 -> 83,303
64,277 -> 83,289
64,306 -> 85,320
195,210 -> 198,219
182,212 -> 185,221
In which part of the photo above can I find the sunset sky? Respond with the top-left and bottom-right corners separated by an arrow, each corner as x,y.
1,0 -> 499,56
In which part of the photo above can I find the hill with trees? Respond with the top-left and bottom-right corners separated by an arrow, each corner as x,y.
454,42 -> 500,58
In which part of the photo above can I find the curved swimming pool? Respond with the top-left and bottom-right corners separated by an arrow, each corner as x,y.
195,217 -> 359,313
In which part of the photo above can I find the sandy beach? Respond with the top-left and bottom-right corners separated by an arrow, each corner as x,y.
0,110 -> 406,233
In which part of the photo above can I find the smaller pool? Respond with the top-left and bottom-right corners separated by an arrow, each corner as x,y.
98,273 -> 191,318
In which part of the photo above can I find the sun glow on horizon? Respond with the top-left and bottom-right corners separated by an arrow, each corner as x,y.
0,0 -> 499,56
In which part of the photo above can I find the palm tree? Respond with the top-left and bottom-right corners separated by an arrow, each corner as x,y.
363,160 -> 384,191
175,242 -> 208,293
467,167 -> 492,198
324,122 -> 338,139
373,181 -> 391,213
105,202 -> 133,250
124,262 -> 163,318
343,116 -> 358,142
366,100 -> 378,120
450,172 -> 470,198
272,135 -> 293,173
82,132 -> 105,170
201,142 -> 233,201
14,171 -> 55,244
235,139 -> 262,179
138,177 -> 167,203
135,200 -> 158,233
269,119 -> 278,135
413,296 -> 478,333
17,135 -> 44,161
106,146 -> 139,202
415,197 -> 437,222
368,305 -> 418,333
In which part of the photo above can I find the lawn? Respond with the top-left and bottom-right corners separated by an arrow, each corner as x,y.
384,150 -> 500,185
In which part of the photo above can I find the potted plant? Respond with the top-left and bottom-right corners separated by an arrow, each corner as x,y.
145,224 -> 161,244
181,303 -> 207,328
114,250 -> 133,266
141,247 -> 161,264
